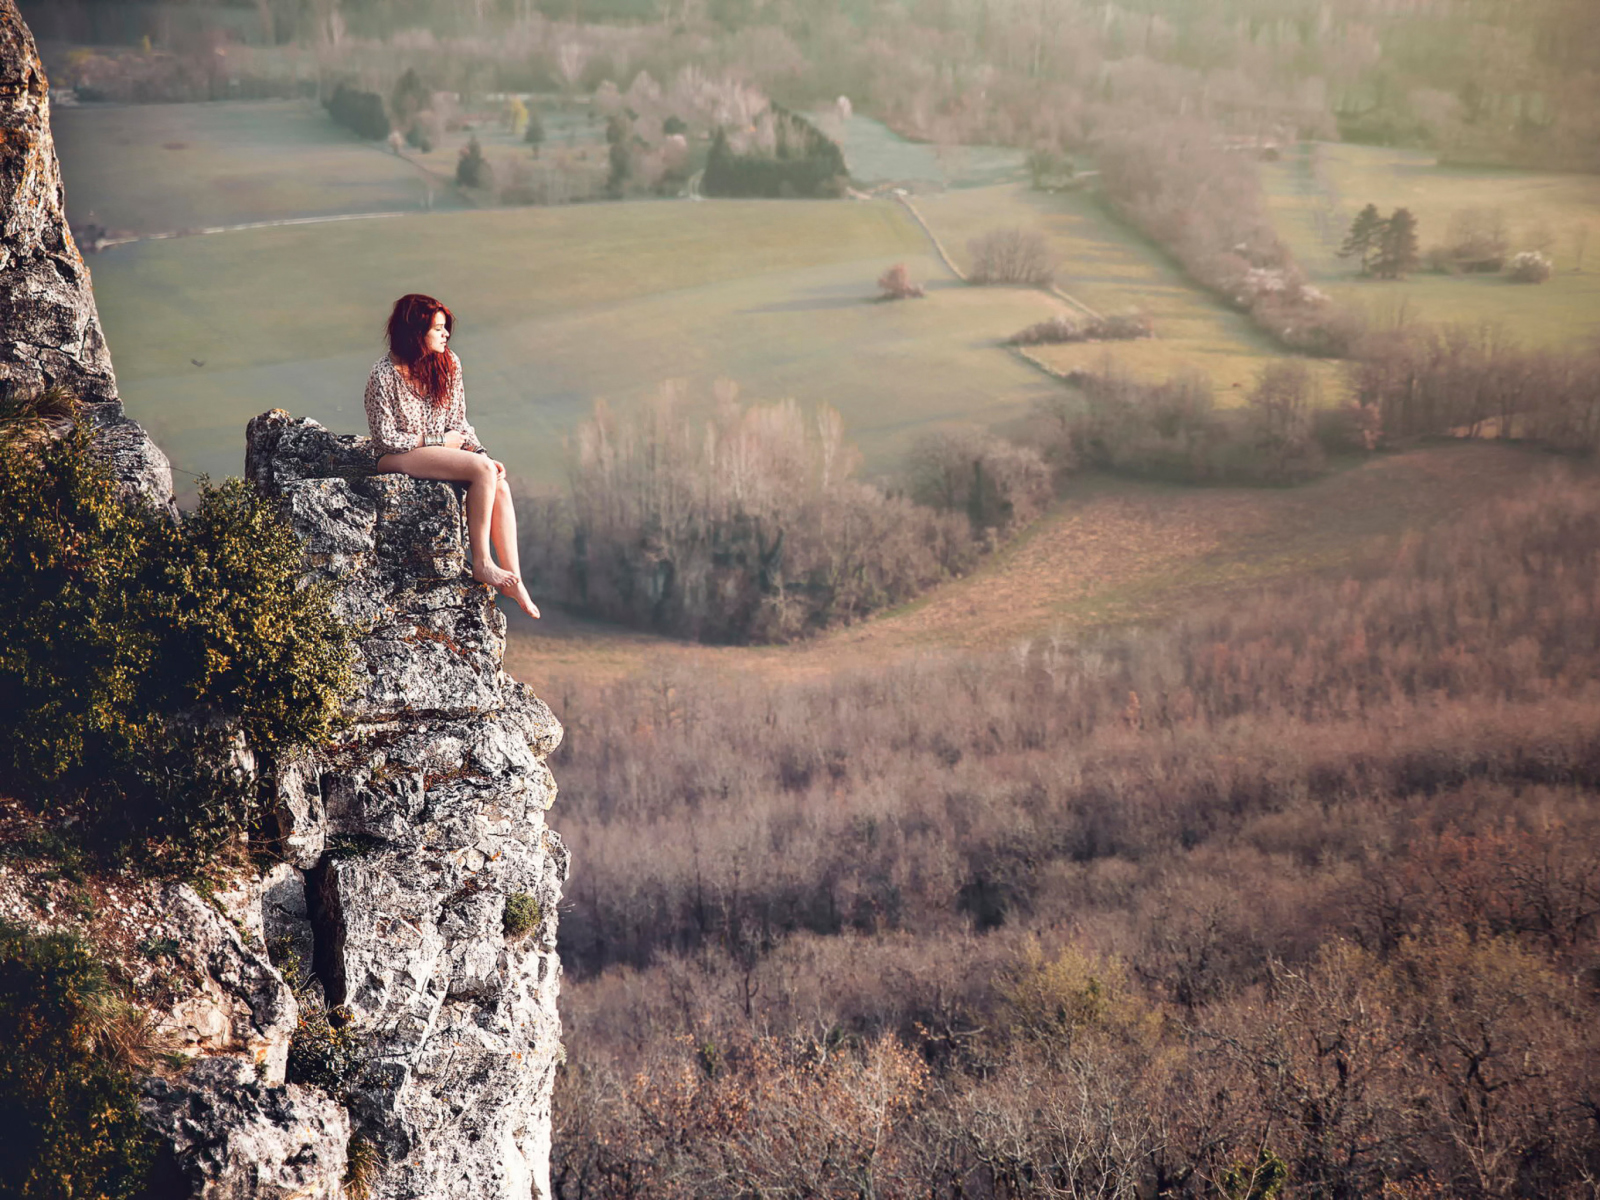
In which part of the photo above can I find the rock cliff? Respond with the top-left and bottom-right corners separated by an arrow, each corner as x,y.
245,412 -> 568,1200
0,3 -> 568,1193
3,417 -> 571,1198
0,0 -> 172,502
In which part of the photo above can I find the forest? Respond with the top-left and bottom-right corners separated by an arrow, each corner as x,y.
547,466 -> 1600,1197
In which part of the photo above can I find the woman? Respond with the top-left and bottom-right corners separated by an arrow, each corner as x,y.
364,294 -> 539,619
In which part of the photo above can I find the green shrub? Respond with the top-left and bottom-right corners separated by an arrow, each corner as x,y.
503,892 -> 541,940
0,397 -> 354,869
287,1002 -> 364,1093
0,920 -> 156,1199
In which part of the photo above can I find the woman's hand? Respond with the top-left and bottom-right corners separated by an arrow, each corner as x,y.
442,431 -> 466,449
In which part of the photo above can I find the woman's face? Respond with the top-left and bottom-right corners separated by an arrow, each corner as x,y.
423,310 -> 450,355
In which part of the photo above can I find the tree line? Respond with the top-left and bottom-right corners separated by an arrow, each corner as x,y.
50,0 -> 1600,176
1094,120 -> 1364,358
516,385 -> 1050,643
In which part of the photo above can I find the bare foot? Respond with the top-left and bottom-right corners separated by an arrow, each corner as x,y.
472,562 -> 517,591
508,578 -> 541,620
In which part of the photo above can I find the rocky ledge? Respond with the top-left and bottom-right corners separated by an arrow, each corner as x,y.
233,411 -> 569,1200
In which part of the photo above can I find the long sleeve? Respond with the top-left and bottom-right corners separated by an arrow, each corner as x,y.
447,351 -> 483,452
364,359 -> 421,454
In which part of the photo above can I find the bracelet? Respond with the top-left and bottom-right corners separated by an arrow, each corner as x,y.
424,433 -> 442,447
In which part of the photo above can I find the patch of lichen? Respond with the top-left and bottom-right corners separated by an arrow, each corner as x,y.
0,387 -> 356,873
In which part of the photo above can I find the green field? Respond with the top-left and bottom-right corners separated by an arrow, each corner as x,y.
52,99 -> 455,236
87,197 -> 1068,488
825,114 -> 1029,190
1264,142 -> 1600,345
911,183 -> 1337,402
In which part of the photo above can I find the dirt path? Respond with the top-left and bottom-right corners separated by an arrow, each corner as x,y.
504,441 -> 1553,688
95,209 -> 412,250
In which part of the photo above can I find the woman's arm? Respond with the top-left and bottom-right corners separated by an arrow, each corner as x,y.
365,361 -> 422,454
447,352 -> 484,452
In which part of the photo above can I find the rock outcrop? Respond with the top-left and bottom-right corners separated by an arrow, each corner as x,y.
245,411 -> 567,1200
142,1058 -> 353,1200
0,0 -> 172,502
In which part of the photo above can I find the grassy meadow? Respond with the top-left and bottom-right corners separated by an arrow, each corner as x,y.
57,101 -> 1091,490
1264,141 -> 1600,345
52,98 -> 454,236
911,183 -> 1342,402
86,197 -> 1068,487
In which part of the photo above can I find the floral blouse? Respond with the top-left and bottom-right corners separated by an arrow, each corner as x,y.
363,350 -> 484,456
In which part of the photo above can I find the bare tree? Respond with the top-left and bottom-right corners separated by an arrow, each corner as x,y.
968,228 -> 1056,287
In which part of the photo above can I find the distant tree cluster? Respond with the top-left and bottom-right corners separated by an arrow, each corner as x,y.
1351,319 -> 1600,448
456,135 -> 492,189
1009,311 -> 1152,345
966,228 -> 1055,287
1340,203 -> 1422,278
1508,249 -> 1555,283
390,66 -> 436,151
47,0 -> 1600,173
876,263 -> 924,300
1025,147 -> 1076,190
519,386 -> 1000,643
1064,362 -> 1330,486
905,426 -> 1053,535
323,82 -> 389,140
702,105 -> 847,199
1096,122 -> 1363,358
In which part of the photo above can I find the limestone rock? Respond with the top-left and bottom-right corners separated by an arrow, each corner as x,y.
2,1 -> 567,1182
0,0 -> 172,507
247,411 -> 568,1200
153,883 -> 299,1087
141,1056 -> 350,1200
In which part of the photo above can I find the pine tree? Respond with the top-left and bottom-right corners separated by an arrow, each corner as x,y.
1339,203 -> 1385,276
391,68 -> 431,126
1373,207 -> 1420,279
456,136 -> 492,189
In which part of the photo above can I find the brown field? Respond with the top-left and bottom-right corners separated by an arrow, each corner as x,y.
505,439 -> 1550,688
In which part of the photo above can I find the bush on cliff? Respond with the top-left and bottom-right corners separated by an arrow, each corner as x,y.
0,919 -> 155,1200
0,391 -> 354,870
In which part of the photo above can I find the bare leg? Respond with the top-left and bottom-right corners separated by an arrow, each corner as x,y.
489,475 -> 540,619
376,447 -> 515,590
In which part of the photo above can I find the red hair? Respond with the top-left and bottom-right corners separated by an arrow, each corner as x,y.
385,293 -> 457,407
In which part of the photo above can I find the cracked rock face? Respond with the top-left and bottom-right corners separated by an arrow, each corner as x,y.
142,1057 -> 351,1200
0,0 -> 172,503
155,882 -> 300,1085
247,410 -> 568,1200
